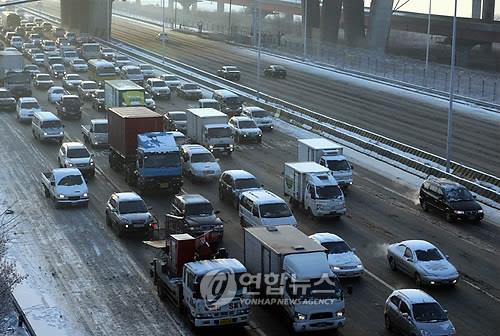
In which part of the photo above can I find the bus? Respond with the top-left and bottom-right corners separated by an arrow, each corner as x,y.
88,59 -> 116,86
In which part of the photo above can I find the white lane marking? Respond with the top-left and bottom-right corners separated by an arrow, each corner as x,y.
462,279 -> 500,304
364,269 -> 396,292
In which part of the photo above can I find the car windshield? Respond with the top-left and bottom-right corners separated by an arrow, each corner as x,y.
45,41 -> 55,46
102,48 -> 113,53
34,54 -> 44,59
143,153 -> 180,168
322,241 -> 351,254
169,113 -> 186,121
21,101 -> 39,109
272,65 -> 285,70
140,64 -> 152,70
67,148 -> 90,158
162,75 -> 177,81
95,91 -> 104,98
251,110 -> 269,118
152,81 -> 166,87
64,51 -> 77,57
316,185 -> 343,199
57,174 -> 83,186
62,97 -> 80,106
224,97 -> 240,105
259,203 -> 292,218
183,84 -> 199,90
127,67 -> 141,75
73,59 -> 85,64
412,303 -> 448,322
25,65 -> 38,70
415,248 -> 443,261
207,127 -> 232,137
92,123 -> 107,133
289,277 -> 342,300
239,120 -> 257,129
191,153 -> 215,163
445,186 -> 474,202
67,75 -> 81,81
53,65 -> 65,71
82,82 -> 97,89
52,88 -> 64,94
42,120 -> 61,128
119,200 -> 147,214
327,159 -> 350,171
235,178 -> 260,190
185,203 -> 214,216
226,66 -> 238,72
0,91 -> 12,98
37,74 -> 51,80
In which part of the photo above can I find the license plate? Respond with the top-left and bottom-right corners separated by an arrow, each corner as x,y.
159,182 -> 169,188
219,319 -> 232,325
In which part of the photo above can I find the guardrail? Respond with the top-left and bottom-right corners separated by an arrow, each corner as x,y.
25,8 -> 500,206
11,294 -> 37,336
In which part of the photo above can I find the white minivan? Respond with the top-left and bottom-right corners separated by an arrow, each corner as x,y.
32,111 -> 64,143
239,189 -> 297,227
16,97 -> 41,122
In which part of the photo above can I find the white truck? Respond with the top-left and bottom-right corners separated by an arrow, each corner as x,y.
298,138 -> 353,187
284,162 -> 346,218
244,226 -> 347,333
81,119 -> 108,147
41,168 -> 89,208
186,108 -> 234,155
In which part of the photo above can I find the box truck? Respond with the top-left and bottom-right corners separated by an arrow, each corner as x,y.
104,80 -> 145,110
186,108 -> 234,155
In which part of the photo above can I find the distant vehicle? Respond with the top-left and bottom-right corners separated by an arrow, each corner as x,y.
9,36 -> 23,49
82,119 -> 108,148
310,233 -> 363,277
90,89 -> 105,111
177,83 -> 202,100
77,80 -> 98,100
41,22 -> 53,32
419,178 -> 484,223
180,144 -> 221,181
138,63 -> 154,79
31,111 -> 64,143
186,108 -> 234,155
104,80 -> 145,109
48,63 -> 66,79
27,33 -> 41,45
144,91 -> 156,111
64,31 -> 76,43
31,52 -> 45,65
47,86 -> 66,104
144,78 -> 171,99
387,240 -> 459,286
99,47 -> 114,61
21,42 -> 35,56
163,111 -> 186,132
263,64 -> 287,79
0,88 -> 16,112
62,49 -> 79,65
69,58 -> 88,72
88,59 -> 116,85
79,42 -> 100,60
384,289 -> 456,336
105,192 -> 157,237
55,37 -> 70,48
16,96 -> 41,122
23,64 -> 40,78
62,73 -> 83,90
33,73 -> 54,89
119,65 -> 144,85
41,39 -> 56,51
218,170 -> 263,209
41,168 -> 89,208
198,98 -> 218,109
216,65 -> 240,81
56,95 -> 82,119
43,53 -> 63,70
113,54 -> 131,68
33,18 -> 43,26
166,130 -> 186,147
57,142 -> 95,178
228,116 -> 262,143
242,106 -> 273,130
159,73 -> 180,88
157,32 -> 167,42
239,189 -> 297,227
211,89 -> 242,117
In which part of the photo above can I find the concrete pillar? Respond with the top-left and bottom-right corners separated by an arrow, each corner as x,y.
367,0 -> 394,53
471,0 -> 481,18
217,0 -> 224,14
343,0 -> 365,46
481,0 -> 495,52
320,0 -> 342,45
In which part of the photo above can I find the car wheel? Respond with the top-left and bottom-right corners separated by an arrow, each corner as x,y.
384,314 -> 392,331
106,213 -> 111,226
43,186 -> 50,198
233,197 -> 239,209
389,257 -> 397,271
415,273 -> 423,286
218,188 -> 224,200
445,212 -> 454,223
240,217 -> 246,228
420,200 -> 429,212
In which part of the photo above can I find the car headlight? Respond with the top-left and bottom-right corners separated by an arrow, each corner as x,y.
258,134 -> 262,137
243,134 -> 247,137
477,209 -> 483,213
82,193 -> 88,197
58,194 -> 65,199
294,313 -> 306,321
59,131 -> 64,135
454,210 -> 464,215
336,310 -> 344,318
43,132 -> 48,136
420,330 -> 431,336
357,264 -> 363,268
90,159 -> 95,165
209,145 -> 214,149
67,163 -> 73,167
331,266 -> 340,271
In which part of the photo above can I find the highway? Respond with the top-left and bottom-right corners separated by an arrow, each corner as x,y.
2,45 -> 499,335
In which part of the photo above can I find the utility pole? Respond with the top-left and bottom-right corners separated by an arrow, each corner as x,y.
446,0 -> 458,173
425,0 -> 432,76
256,3 -> 262,99
303,0 -> 308,59
228,0 -> 232,38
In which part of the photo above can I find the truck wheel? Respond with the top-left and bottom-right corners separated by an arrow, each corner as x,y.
43,186 -> 50,198
157,283 -> 166,301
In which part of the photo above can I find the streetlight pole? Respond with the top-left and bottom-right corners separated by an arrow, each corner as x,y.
446,0 -> 458,173
303,0 -> 307,59
425,0 -> 432,76
256,3 -> 262,99
162,0 -> 165,63
228,0 -> 232,38
174,1 -> 177,29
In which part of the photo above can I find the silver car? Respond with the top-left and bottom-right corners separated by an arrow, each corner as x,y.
384,289 -> 456,336
387,240 -> 459,286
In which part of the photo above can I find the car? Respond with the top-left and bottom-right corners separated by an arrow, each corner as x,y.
157,32 -> 167,42
49,63 -> 66,79
242,106 -> 274,130
57,142 -> 95,178
216,65 -> 240,81
33,73 -> 54,89
99,47 -> 114,61
144,78 -> 171,99
21,42 -> 35,56
56,37 -> 70,48
105,192 -> 157,237
309,233 -> 364,278
23,64 -> 40,78
212,89 -> 242,117
47,86 -> 67,104
113,54 -> 131,68
62,73 -> 83,90
387,240 -> 459,286
77,80 -> 98,100
10,36 -> 23,49
41,22 -> 53,32
159,73 -> 181,88
16,96 -> 41,122
31,52 -> 45,66
228,116 -> 262,143
64,31 -> 76,43
218,170 -> 263,208
56,95 -> 82,119
69,58 -> 88,72
384,289 -> 456,336
32,111 -> 64,143
263,64 -> 287,79
41,39 -> 56,51
144,92 -> 156,111
27,33 -> 41,45
119,65 -> 144,84
163,111 -> 186,132
239,189 -> 297,227
180,144 -> 221,181
419,178 -> 484,223
0,88 -> 16,112
177,83 -> 202,100
62,49 -> 79,65
33,18 -> 44,26
138,63 -> 155,79
91,89 -> 105,111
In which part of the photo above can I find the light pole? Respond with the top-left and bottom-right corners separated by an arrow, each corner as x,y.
446,0 -> 458,173
256,3 -> 262,99
425,0 -> 432,76
303,0 -> 308,59
228,0 -> 232,38
162,0 -> 165,63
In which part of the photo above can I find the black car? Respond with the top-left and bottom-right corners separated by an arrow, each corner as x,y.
216,65 -> 240,81
218,170 -> 262,209
0,88 -> 16,112
419,178 -> 484,223
56,95 -> 82,119
91,89 -> 105,111
263,64 -> 287,79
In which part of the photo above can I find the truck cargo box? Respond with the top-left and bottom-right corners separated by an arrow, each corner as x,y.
105,80 -> 145,109
186,108 -> 228,143
298,138 -> 344,163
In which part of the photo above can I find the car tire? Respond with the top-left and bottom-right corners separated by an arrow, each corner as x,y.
389,257 -> 397,271
240,217 -> 246,228
218,188 -> 224,200
233,197 -> 239,210
106,213 -> 111,226
384,314 -> 392,331
445,212 -> 454,223
420,200 -> 429,212
415,273 -> 423,286
43,186 -> 50,198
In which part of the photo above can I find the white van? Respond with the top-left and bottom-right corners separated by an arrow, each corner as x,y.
16,97 -> 41,122
32,112 -> 64,143
239,189 -> 297,227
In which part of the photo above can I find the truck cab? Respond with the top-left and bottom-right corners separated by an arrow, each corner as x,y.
82,119 -> 108,147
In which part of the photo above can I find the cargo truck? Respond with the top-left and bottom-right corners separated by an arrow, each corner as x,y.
104,80 -> 145,111
298,138 -> 353,187
0,50 -> 25,84
149,233 -> 250,328
284,162 -> 346,218
78,43 -> 100,61
244,226 -> 347,333
108,107 -> 182,194
186,108 -> 234,155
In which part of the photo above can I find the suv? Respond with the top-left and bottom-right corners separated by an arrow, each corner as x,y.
0,88 -> 16,112
384,289 -> 455,336
32,111 -> 64,143
239,189 -> 297,228
105,192 -> 157,237
180,144 -> 221,181
145,78 -> 171,99
218,170 -> 263,208
78,80 -> 98,100
212,89 -> 242,117
242,106 -> 274,130
177,83 -> 202,100
16,97 -> 41,122
58,142 -> 95,178
120,65 -> 144,85
216,65 -> 240,81
228,116 -> 262,143
419,178 -> 484,223
34,73 -> 54,89
56,95 -> 82,119
263,64 -> 287,79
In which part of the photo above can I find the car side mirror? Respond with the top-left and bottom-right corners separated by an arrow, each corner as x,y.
50,181 -> 55,186
406,258 -> 413,262
214,210 -> 220,215
445,255 -> 450,260
147,206 -> 153,210
351,248 -> 356,252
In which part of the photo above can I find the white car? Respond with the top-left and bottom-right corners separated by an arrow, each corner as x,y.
24,64 -> 40,78
228,116 -> 262,143
48,86 -> 66,104
144,92 -> 156,111
387,240 -> 459,286
10,36 -> 24,49
69,58 -> 88,72
139,64 -> 155,78
145,78 -> 171,99
34,73 -> 54,89
31,52 -> 45,66
113,54 -> 131,68
16,97 -> 41,122
180,144 -> 221,181
58,142 -> 95,178
62,74 -> 83,90
159,74 -> 181,88
242,106 -> 274,131
309,233 -> 364,278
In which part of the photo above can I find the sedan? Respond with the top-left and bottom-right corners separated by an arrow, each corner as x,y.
47,86 -> 66,104
177,83 -> 202,100
77,80 -> 98,100
24,64 -> 40,78
180,144 -> 221,181
49,63 -> 66,79
228,116 -> 262,143
69,58 -> 88,73
263,64 -> 287,79
34,73 -> 54,89
62,74 -> 83,91
139,63 -> 155,79
387,240 -> 459,286
216,65 -> 240,81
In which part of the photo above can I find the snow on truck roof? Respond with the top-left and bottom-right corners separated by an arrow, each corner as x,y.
187,258 -> 246,276
285,162 -> 330,174
105,80 -> 143,90
110,107 -> 160,118
299,138 -> 342,149
283,252 -> 333,280
137,132 -> 178,153
188,108 -> 227,118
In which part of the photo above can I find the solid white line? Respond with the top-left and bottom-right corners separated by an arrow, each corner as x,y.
462,279 -> 500,304
364,269 -> 396,292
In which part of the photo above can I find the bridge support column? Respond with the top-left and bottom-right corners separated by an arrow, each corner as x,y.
367,0 -> 394,53
320,0 -> 342,45
302,0 -> 320,48
481,0 -> 495,52
60,0 -> 111,39
343,0 -> 365,47
472,0 -> 481,18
